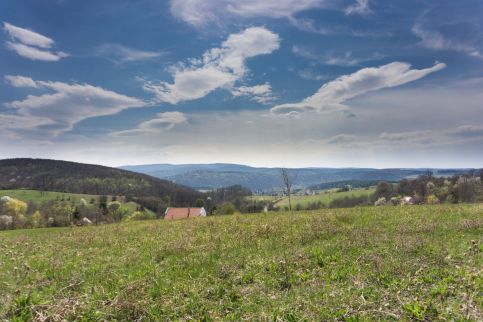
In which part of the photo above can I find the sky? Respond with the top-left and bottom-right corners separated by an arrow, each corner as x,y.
0,0 -> 482,168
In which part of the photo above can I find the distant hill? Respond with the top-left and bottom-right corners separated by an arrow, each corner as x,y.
121,163 -> 472,191
0,159 -> 203,209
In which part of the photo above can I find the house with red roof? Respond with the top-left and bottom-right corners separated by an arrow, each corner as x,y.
164,207 -> 207,219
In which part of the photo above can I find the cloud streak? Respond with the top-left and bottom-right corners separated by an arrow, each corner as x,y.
292,45 -> 384,66
271,62 -> 446,115
111,112 -> 187,136
96,44 -> 165,64
345,0 -> 371,16
412,22 -> 482,58
3,22 -> 68,61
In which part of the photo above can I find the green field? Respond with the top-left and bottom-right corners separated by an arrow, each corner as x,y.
274,188 -> 375,208
1,204 -> 482,320
0,189 -> 145,214
0,189 -> 104,204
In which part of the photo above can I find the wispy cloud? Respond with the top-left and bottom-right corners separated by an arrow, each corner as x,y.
345,0 -> 371,16
3,22 -> 68,61
3,75 -> 145,138
271,61 -> 446,115
292,45 -> 384,66
327,134 -> 358,145
231,83 -> 277,104
170,0 -> 333,27
111,112 -> 187,136
143,27 -> 280,104
288,16 -> 391,38
379,125 -> 483,145
95,43 -> 165,64
327,124 -> 483,149
412,22 -> 482,58
297,68 -> 327,81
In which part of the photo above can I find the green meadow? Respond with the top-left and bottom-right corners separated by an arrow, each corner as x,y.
0,204 -> 481,320
0,189 -> 104,205
273,188 -> 375,208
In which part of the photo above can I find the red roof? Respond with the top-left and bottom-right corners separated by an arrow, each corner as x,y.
165,208 -> 203,219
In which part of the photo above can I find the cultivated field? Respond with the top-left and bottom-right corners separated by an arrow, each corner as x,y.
0,204 -> 482,320
273,188 -> 375,208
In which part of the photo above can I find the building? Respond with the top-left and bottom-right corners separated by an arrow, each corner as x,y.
164,207 -> 207,219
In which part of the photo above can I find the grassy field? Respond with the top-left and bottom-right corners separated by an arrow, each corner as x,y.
0,204 -> 482,320
274,188 -> 375,208
0,189 -> 144,214
0,189 -> 104,204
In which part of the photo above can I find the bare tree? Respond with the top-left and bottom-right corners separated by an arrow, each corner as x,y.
280,168 -> 296,211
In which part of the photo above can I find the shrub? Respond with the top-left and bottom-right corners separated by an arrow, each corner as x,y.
0,215 -> 13,230
218,203 -> 236,215
30,211 -> 42,228
374,197 -> 386,206
107,201 -> 121,212
124,211 -> 156,221
426,194 -> 440,204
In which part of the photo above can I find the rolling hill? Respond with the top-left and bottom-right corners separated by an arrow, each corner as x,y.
120,163 -> 471,191
0,158 -> 203,209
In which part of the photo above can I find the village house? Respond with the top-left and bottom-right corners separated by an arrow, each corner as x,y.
164,207 -> 207,219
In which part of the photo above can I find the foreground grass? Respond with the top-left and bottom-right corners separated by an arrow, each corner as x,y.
0,205 -> 482,321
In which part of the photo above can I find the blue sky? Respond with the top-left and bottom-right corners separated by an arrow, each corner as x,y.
1,0 -> 482,167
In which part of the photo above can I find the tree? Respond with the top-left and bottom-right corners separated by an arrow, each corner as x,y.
280,168 -> 296,211
195,198 -> 205,207
374,181 -> 395,200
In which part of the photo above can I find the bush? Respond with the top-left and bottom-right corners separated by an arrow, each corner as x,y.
0,215 -> 13,230
30,211 -> 42,228
374,197 -> 386,206
124,211 -> 156,221
426,194 -> 440,204
329,195 -> 369,208
218,203 -> 236,215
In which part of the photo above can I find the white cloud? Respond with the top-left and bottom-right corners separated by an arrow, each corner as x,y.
324,52 -> 362,66
170,0 -> 332,27
3,22 -> 68,61
2,75 -> 145,138
111,111 -> 187,136
345,0 -> 371,16
271,61 -> 446,115
292,45 -> 384,66
297,68 -> 327,81
412,23 -> 482,58
144,27 -> 280,104
96,44 -> 164,64
231,83 -> 277,104
6,41 -> 68,61
3,22 -> 54,48
5,75 -> 38,88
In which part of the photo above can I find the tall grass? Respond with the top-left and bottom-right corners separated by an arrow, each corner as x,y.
0,204 -> 481,320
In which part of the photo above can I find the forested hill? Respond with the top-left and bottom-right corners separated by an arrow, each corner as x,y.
121,163 -> 472,191
0,158 -> 202,208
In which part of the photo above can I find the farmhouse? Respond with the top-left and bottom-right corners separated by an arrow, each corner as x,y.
164,207 -> 207,219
